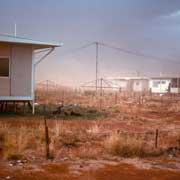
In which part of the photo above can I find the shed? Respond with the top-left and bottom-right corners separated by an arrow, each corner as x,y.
107,76 -> 149,92
149,77 -> 180,94
0,34 -> 62,114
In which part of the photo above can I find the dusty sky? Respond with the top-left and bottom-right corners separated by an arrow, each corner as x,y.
1,0 -> 180,87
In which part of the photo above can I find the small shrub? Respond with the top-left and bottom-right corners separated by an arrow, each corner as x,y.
112,145 -> 140,157
84,90 -> 96,96
7,153 -> 24,161
70,111 -> 82,116
87,109 -> 98,114
60,133 -> 80,148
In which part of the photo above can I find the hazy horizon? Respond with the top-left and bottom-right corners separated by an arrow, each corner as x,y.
1,0 -> 180,87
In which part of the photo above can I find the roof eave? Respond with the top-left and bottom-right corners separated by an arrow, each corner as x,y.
0,34 -> 63,49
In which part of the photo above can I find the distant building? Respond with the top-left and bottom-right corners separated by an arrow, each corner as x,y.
107,76 -> 149,92
108,76 -> 180,94
149,77 -> 180,94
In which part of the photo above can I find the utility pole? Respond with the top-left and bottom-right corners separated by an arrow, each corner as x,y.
95,42 -> 99,94
99,78 -> 103,110
46,80 -> 49,105
14,23 -> 17,37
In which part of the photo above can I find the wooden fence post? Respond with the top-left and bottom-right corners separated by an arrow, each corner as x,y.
44,116 -> 50,159
139,94 -> 141,105
155,129 -> 159,149
115,92 -> 118,105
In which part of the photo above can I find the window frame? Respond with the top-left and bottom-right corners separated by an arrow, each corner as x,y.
0,56 -> 10,78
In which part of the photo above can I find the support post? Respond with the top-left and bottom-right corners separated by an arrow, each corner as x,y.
23,101 -> 26,114
33,47 -> 56,115
5,102 -> 8,112
155,129 -> 159,149
32,100 -> 35,115
46,80 -> 49,105
13,102 -> 16,113
115,91 -> 118,104
99,78 -> 103,110
44,116 -> 50,159
31,46 -> 35,115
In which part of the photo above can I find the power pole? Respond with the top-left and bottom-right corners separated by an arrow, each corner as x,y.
95,42 -> 99,94
14,23 -> 17,37
99,78 -> 103,110
46,80 -> 49,105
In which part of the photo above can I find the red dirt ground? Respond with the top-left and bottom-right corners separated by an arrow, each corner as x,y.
0,162 -> 180,180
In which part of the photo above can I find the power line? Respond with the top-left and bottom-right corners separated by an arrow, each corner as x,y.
61,41 -> 100,92
99,42 -> 180,64
60,42 -> 95,57
61,41 -> 180,91
62,41 -> 180,64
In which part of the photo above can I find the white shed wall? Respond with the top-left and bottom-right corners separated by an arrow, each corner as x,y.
11,45 -> 32,97
133,80 -> 149,92
149,79 -> 171,93
111,80 -> 128,91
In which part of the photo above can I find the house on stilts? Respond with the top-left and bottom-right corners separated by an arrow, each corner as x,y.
0,34 -> 62,114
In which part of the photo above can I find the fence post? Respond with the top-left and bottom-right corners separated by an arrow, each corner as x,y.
178,130 -> 180,149
155,129 -> 159,149
138,93 -> 141,105
115,92 -> 118,104
44,116 -> 50,159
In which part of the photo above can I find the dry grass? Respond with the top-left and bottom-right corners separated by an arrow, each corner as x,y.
0,124 -> 43,160
0,118 -> 100,160
104,132 -> 164,158
0,118 -> 179,161
0,92 -> 180,161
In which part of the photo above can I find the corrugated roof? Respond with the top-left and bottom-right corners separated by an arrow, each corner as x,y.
107,76 -> 149,80
0,34 -> 62,47
150,74 -> 180,79
151,76 -> 180,79
108,76 -> 180,80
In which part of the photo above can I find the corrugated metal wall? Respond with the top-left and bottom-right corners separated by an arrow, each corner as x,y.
11,44 -> 32,97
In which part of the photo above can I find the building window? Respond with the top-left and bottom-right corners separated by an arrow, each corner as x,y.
153,81 -> 160,88
0,58 -> 9,77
